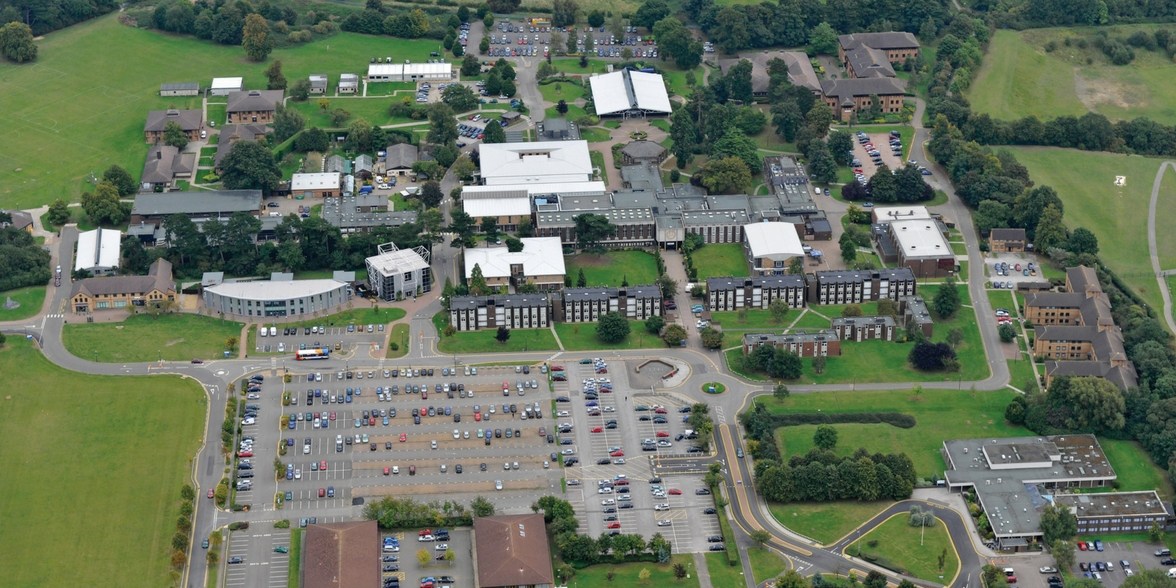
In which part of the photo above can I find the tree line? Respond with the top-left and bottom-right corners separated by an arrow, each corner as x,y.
361,495 -> 497,528
0,0 -> 114,37
0,224 -> 50,293
976,0 -> 1176,29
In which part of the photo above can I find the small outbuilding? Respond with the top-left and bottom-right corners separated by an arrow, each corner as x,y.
990,228 -> 1027,253
209,77 -> 243,96
159,82 -> 199,97
620,140 -> 667,165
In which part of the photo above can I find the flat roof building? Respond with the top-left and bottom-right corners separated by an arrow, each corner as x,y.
130,190 -> 263,227
744,222 -> 805,276
871,205 -> 932,224
291,173 -> 342,198
210,77 -> 243,96
74,228 -> 122,275
367,62 -> 453,82
590,69 -> 672,116
1055,491 -> 1172,535
303,520 -> 379,588
464,237 -> 566,291
742,330 -> 841,357
889,219 -> 955,278
365,242 -> 431,301
160,82 -> 199,96
479,141 -> 594,185
203,277 -> 351,318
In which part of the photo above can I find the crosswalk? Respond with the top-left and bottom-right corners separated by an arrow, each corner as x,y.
45,313 -> 64,319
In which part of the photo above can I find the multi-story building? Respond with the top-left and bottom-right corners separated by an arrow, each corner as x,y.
225,90 -> 283,124
1024,266 -> 1112,327
70,259 -> 175,314
707,276 -> 806,311
203,276 -> 351,318
742,331 -> 841,357
900,295 -> 934,338
888,219 -> 956,278
990,228 -> 1027,253
556,286 -> 662,322
837,32 -> 920,70
831,315 -> 896,341
806,268 -> 917,305
1055,491 -> 1173,535
448,294 -> 552,331
463,237 -> 566,292
744,222 -> 805,276
365,242 -> 431,301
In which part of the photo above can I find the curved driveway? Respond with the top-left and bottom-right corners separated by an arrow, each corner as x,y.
1147,161 -> 1176,333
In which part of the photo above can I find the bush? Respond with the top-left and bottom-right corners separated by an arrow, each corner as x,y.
274,519 -> 291,528
764,411 -> 917,429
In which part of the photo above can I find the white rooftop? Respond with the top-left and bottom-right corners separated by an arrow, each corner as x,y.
743,222 -> 804,261
464,237 -> 566,280
462,181 -> 606,198
891,219 -> 952,259
210,77 -> 243,89
74,228 -> 121,271
291,172 -> 341,191
590,70 -> 672,115
366,247 -> 430,275
874,205 -> 931,221
463,197 -> 532,218
479,141 -> 593,185
367,62 -> 452,77
206,279 -> 346,301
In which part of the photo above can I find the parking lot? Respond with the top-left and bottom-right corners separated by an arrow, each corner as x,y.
485,19 -> 658,59
988,252 -> 1046,289
223,524 -> 292,588
555,358 -> 721,553
380,528 -> 475,588
994,538 -> 1174,588
251,323 -> 388,357
851,131 -> 906,183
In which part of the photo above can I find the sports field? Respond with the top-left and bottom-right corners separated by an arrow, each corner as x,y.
0,14 -> 442,210
969,27 -> 1176,125
0,339 -> 205,588
1003,147 -> 1174,316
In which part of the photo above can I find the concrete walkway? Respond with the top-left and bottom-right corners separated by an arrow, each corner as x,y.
693,552 -> 715,588
1147,161 -> 1176,333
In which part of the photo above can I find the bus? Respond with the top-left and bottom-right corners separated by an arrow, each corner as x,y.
295,348 -> 330,361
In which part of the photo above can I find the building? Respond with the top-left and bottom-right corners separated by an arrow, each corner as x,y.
1,209 -> 34,233
942,434 -> 1117,550
501,111 -> 521,125
820,78 -> 908,122
744,222 -> 805,276
141,144 -> 196,191
1033,326 -> 1129,368
70,258 -> 175,313
843,46 -> 896,79
203,277 -> 351,318
226,90 -> 283,124
365,242 -> 431,301
385,143 -> 418,176
990,228 -> 1028,253
159,82 -> 199,97
214,124 -> 271,168
831,315 -> 896,341
540,117 -> 574,140
462,188 -> 532,232
837,32 -> 920,69
303,520 -> 379,588
871,205 -> 931,224
464,237 -> 566,291
620,141 -> 667,165
326,154 -> 348,174
707,275 -> 808,311
129,190 -> 263,227
321,196 -> 416,235
534,206 -> 656,248
1055,491 -> 1172,535
1044,360 -> 1139,392
719,51 -> 820,97
209,77 -> 243,96
366,62 -> 453,82
473,514 -> 555,588
742,330 -> 841,357
1024,267 -> 1112,327
888,219 -> 956,278
556,286 -> 662,322
900,294 -> 934,337
291,173 -> 342,198
309,74 -> 328,94
684,209 -> 748,245
449,294 -> 551,331
74,228 -> 122,275
589,69 -> 672,116
355,155 -> 374,179
338,73 -> 359,94
144,109 -> 203,143
479,140 -> 594,185
806,268 -> 917,305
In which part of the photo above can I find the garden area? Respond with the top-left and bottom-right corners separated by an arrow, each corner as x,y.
845,514 -> 960,584
565,250 -> 660,288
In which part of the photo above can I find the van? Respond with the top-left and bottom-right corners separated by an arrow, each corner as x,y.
269,212 -> 281,217
260,327 -> 267,338
270,327 -> 277,337
1004,569 -> 1016,576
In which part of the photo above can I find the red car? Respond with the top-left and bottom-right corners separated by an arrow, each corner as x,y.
207,489 -> 215,498
503,382 -> 509,391
384,467 -> 390,475
320,460 -> 327,470
668,488 -> 682,495
419,529 -> 432,536
607,522 -> 621,529
654,407 -> 667,414
551,365 -> 564,371
191,358 -> 203,364
1078,542 -> 1087,551
656,430 -> 669,437
609,450 -> 624,457
314,412 -> 320,419
475,412 -> 482,421
400,433 -> 407,442
318,488 -> 326,497
329,412 -> 336,420
591,426 -> 603,433
421,390 -> 427,399
237,450 -> 253,457
369,417 -> 376,426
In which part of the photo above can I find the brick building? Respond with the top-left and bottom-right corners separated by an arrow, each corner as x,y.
556,286 -> 662,322
806,268 -> 917,305
831,315 -> 897,341
448,294 -> 552,331
742,330 -> 841,357
707,275 -> 807,311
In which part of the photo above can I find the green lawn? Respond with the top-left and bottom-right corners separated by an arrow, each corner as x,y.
0,339 -> 205,588
574,554 -> 701,588
288,529 -> 304,588
365,81 -> 416,96
1004,147 -> 1171,316
749,547 -> 789,584
768,501 -> 895,546
0,285 -> 46,321
0,14 -> 443,209
538,81 -> 585,103
292,269 -> 370,281
545,103 -> 587,120
579,126 -> 612,143
791,309 -> 834,330
1008,354 -> 1040,393
437,326 -> 560,354
288,97 -> 424,129
565,250 -> 660,287
207,103 -> 227,126
969,27 -> 1176,125
63,313 -> 244,362
386,323 -> 410,359
554,321 -> 665,351
661,65 -> 705,97
711,309 -> 794,334
650,119 -> 671,133
551,59 -> 613,75
846,515 -> 959,584
1101,439 -> 1175,500
705,551 -> 745,588
692,243 -> 750,278
280,306 -> 405,329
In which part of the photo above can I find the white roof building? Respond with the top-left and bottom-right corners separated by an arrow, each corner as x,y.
205,279 -> 347,301
589,70 -> 672,116
464,237 -> 566,281
461,182 -> 606,199
366,62 -> 452,82
365,242 -> 432,301
743,222 -> 805,263
291,172 -> 342,192
873,205 -> 932,222
202,278 -> 352,317
479,141 -> 593,185
209,77 -> 243,95
74,228 -> 121,274
890,219 -> 952,260
462,196 -> 532,218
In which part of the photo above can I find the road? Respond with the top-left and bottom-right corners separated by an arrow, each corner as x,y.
1147,161 -> 1176,333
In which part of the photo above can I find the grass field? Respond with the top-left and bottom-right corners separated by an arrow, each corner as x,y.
574,554 -> 701,588
538,81 -> 585,103
579,126 -> 612,143
554,321 -> 665,351
386,323 -> 410,359
0,285 -> 46,321
705,552 -> 745,588
545,103 -> 587,120
768,500 -> 894,545
1004,147 -> 1172,315
63,313 -> 244,362
969,27 -> 1176,125
435,314 -> 559,354
711,309 -> 788,331
0,339 -> 205,588
692,243 -> 750,278
280,307 -> 406,329
288,97 -> 423,129
1101,439 -> 1175,500
565,250 -> 659,287
846,515 -> 959,584
749,547 -> 789,584
0,14 -> 444,209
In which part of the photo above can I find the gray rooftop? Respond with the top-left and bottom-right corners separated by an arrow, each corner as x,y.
820,77 -> 907,100
160,82 -> 199,91
450,294 -> 550,310
226,89 -> 283,113
385,143 -> 418,169
743,330 -> 838,347
707,275 -> 805,290
145,109 -> 202,132
1055,491 -> 1169,519
815,268 -> 916,283
131,190 -> 262,218
838,32 -> 920,51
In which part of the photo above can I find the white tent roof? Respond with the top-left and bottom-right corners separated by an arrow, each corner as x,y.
743,222 -> 804,261
74,228 -> 121,271
627,71 -> 672,113
464,237 -> 566,280
211,77 -> 243,90
462,197 -> 532,218
589,70 -> 671,115
291,173 -> 341,191
206,279 -> 346,301
478,141 -> 593,185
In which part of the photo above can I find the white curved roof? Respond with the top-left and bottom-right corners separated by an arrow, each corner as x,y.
589,70 -> 671,115
206,279 -> 346,301
743,222 -> 804,261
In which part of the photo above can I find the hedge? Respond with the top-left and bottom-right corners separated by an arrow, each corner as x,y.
766,412 -> 916,429
272,131 -> 300,162
713,493 -> 739,567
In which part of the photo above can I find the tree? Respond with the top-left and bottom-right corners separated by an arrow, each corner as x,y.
1051,376 -> 1126,432
663,324 -> 687,346
813,355 -> 826,374
711,6 -> 749,53
645,314 -> 665,334
480,216 -> 500,244
638,568 -> 652,585
496,325 -> 511,343
242,13 -> 272,61
788,257 -> 804,276
998,323 -> 1016,343
556,99 -> 569,115
672,563 -> 687,580
289,78 -> 311,101
700,327 -> 723,349
632,0 -> 669,28
483,12 -> 494,28
807,141 -> 838,184
264,60 -> 287,90
162,121 -> 189,149
553,0 -> 578,27
768,298 -> 790,324
294,127 -> 329,153
470,263 -> 488,295
576,268 -> 587,287
419,181 -> 443,208
443,84 -> 479,113
1034,204 -> 1067,252
417,548 -> 431,566
102,165 -> 138,197
839,233 -> 858,264
933,276 -> 961,318
908,341 -> 957,371
427,103 -> 459,146
827,130 -> 854,162
809,22 -> 838,54
771,348 -> 803,379
573,214 -> 617,251
505,236 -> 524,252
669,107 -> 698,169
774,383 -> 790,400
700,156 -> 752,194
0,22 -> 37,63
471,496 -> 495,517
81,182 -> 127,225
1068,227 -> 1099,255
711,129 -> 761,174
273,103 -> 305,143
220,141 -> 281,194
1040,503 -> 1077,543
47,198 -> 70,226
460,53 -> 480,78
482,120 -> 506,144
813,425 -> 838,450
597,311 -> 630,343
749,529 -> 771,548
1052,539 -> 1076,572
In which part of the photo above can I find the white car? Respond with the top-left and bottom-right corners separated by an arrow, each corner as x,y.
242,417 -> 256,425
657,520 -> 672,526
557,411 -> 570,417
561,449 -> 575,455
654,503 -> 670,511
454,429 -> 460,439
601,498 -> 616,505
435,544 -> 449,551
392,466 -> 399,474
603,406 -> 616,412
463,430 -> 470,439
598,487 -> 613,494
247,393 -> 260,399
495,480 -> 503,490
419,534 -> 435,542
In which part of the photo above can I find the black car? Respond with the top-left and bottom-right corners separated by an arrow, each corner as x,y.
638,416 -> 651,421
703,507 -> 717,514
383,564 -> 399,572
455,464 -> 463,474
480,462 -> 488,471
605,423 -> 617,429
618,503 -> 633,509
414,416 -> 421,425
597,458 -> 611,465
485,436 -> 491,445
696,488 -> 711,495
383,555 -> 398,562
609,530 -> 621,536
560,437 -> 573,444
1162,558 -> 1176,565
304,327 -> 311,335
603,507 -> 617,513
228,557 -> 244,564
679,407 -> 692,413
563,458 -> 578,466
708,544 -> 725,551
687,446 -> 703,453
439,577 -> 455,584
707,535 -> 723,542
556,396 -> 570,402
547,434 -> 554,443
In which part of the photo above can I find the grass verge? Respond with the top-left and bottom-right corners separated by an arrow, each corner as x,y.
845,514 -> 959,584
749,547 -> 789,584
288,529 -> 303,588
63,313 -> 243,363
705,552 -> 745,588
768,501 -> 894,546
573,554 -> 701,588
553,321 -> 664,351
0,285 -> 46,321
386,323 -> 410,359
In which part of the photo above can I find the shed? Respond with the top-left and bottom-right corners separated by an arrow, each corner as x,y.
500,111 -> 521,125
160,82 -> 199,96
210,77 -> 243,96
